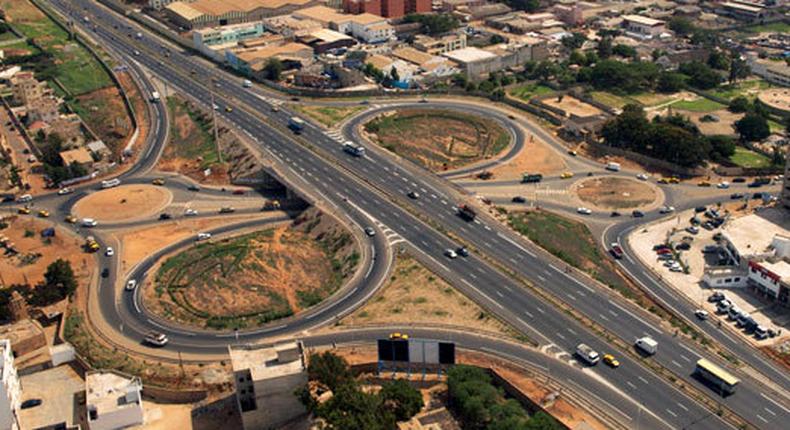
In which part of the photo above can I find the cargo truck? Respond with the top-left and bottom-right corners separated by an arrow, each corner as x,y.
635,336 -> 658,355
521,173 -> 543,183
457,204 -> 476,221
605,162 -> 621,172
575,343 -> 600,365
85,236 -> 100,252
150,91 -> 160,103
343,142 -> 365,157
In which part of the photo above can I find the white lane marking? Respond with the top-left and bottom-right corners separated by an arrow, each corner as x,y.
461,279 -> 503,309
555,332 -> 566,340
469,273 -> 477,280
536,307 -> 545,314
671,360 -> 682,368
680,354 -> 692,363
537,275 -> 546,282
566,328 -> 577,335
760,393 -> 790,414
677,343 -> 702,361
626,381 -> 637,389
599,313 -> 610,322
764,407 -> 776,416
638,376 -> 649,384
756,415 -> 769,424
665,409 -> 677,418
509,257 -> 517,264
566,293 -> 577,301
496,290 -> 504,298
524,311 -> 534,318
484,225 -> 492,231
607,299 -> 662,334
676,403 -> 689,412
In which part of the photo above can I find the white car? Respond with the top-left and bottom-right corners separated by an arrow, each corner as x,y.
444,249 -> 458,259
196,232 -> 211,241
57,187 -> 74,195
694,309 -> 709,320
105,247 -> 114,257
636,173 -> 649,181
576,207 -> 592,215
659,206 -> 675,214
717,182 -> 730,189
184,208 -> 198,216
125,279 -> 137,291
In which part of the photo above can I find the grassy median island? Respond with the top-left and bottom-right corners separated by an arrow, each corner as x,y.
363,109 -> 510,172
145,210 -> 359,330
290,104 -> 364,127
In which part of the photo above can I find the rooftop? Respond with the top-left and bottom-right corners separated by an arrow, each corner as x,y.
86,371 -> 143,415
721,1 -> 763,12
723,210 -> 790,258
622,14 -> 664,27
392,47 -> 435,66
59,147 -> 94,165
229,341 -> 305,380
309,28 -> 353,43
171,0 -> 314,17
757,259 -> 790,281
234,42 -> 311,63
293,6 -> 385,25
443,47 -> 497,63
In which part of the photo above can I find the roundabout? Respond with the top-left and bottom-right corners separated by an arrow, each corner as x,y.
71,184 -> 172,222
574,176 -> 660,210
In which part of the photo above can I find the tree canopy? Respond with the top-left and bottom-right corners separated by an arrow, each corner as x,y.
734,112 -> 770,142
403,13 -> 459,35
678,61 -> 722,89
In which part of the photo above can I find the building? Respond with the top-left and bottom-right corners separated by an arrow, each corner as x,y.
86,371 -> 144,430
717,1 -> 767,21
262,15 -> 323,37
553,3 -> 583,26
226,42 -> 314,76
343,0 -> 429,18
747,56 -> 790,87
293,6 -> 394,43
413,32 -> 467,55
230,341 -> 307,430
0,340 -> 20,430
621,15 -> 666,39
784,147 -> 790,210
148,0 -> 188,10
747,258 -> 790,305
59,147 -> 94,167
441,0 -> 488,12
443,37 -> 548,79
192,21 -> 267,53
392,46 -> 458,77
298,28 -> 356,54
165,0 -> 320,29
10,72 -> 50,106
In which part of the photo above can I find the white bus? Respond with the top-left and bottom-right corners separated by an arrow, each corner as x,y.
694,358 -> 739,396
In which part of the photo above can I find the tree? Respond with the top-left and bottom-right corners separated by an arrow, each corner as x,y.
707,135 -> 736,162
568,50 -> 586,66
613,44 -> 638,59
525,412 -> 563,430
657,72 -> 686,93
403,13 -> 459,35
728,55 -> 750,84
728,96 -> 750,113
735,113 -> 770,142
707,51 -> 729,71
561,32 -> 586,50
31,259 -> 77,306
505,0 -> 540,12
307,352 -> 353,391
772,145 -> 786,167
262,58 -> 283,81
596,36 -> 613,59
784,114 -> 790,134
380,379 -> 423,421
389,67 -> 400,82
316,383 -> 394,430
490,34 -> 505,44
668,16 -> 695,36
678,61 -> 722,89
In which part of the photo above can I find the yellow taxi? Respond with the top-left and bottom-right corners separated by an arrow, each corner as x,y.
603,354 -> 620,368
225,106 -> 233,113
152,178 -> 165,186
65,215 -> 77,224
697,181 -> 711,187
389,332 -> 409,340
560,172 -> 574,179
669,177 -> 680,184
37,210 -> 50,218
17,207 -> 30,215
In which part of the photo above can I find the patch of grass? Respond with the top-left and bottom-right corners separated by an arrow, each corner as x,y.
291,105 -> 364,127
508,83 -> 554,101
590,91 -> 632,109
729,147 -> 771,168
7,0 -> 111,95
166,96 -> 220,168
768,119 -> 784,134
670,98 -> 726,113
708,80 -> 772,101
507,210 -> 625,289
629,92 -> 677,107
738,22 -> 790,34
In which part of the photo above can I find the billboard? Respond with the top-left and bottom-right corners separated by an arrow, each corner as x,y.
377,338 -> 455,365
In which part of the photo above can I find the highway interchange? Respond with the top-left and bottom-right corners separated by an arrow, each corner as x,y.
4,1 -> 789,428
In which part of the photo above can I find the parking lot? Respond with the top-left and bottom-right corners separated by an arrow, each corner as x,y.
628,205 -> 789,347
18,364 -> 86,430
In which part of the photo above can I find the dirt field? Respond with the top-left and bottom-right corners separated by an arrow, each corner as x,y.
757,88 -> 790,114
575,177 -> 658,209
469,133 -> 566,181
339,253 -> 517,338
541,96 -> 604,118
0,215 -> 94,288
74,85 -> 132,156
363,109 -> 510,172
649,108 -> 742,136
145,210 -> 359,330
72,185 -> 172,222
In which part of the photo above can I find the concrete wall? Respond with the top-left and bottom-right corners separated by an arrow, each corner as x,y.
241,372 -> 307,430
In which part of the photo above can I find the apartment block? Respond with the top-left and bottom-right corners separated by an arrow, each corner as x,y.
230,341 -> 307,430
0,340 -> 20,430
413,32 -> 467,55
86,372 -> 144,430
343,0 -> 429,18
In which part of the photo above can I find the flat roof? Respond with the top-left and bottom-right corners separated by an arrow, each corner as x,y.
722,2 -> 763,12
294,6 -> 352,24
367,54 -> 395,70
309,28 -> 353,43
757,259 -> 790,281
60,148 -> 93,165
392,47 -> 435,66
229,342 -> 304,380
723,210 -> 790,257
86,372 -> 142,415
622,14 -> 664,27
165,2 -> 203,20
235,42 -> 311,62
443,47 -> 497,63
182,0 -> 314,16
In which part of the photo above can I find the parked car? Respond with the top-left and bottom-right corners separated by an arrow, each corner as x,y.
675,242 -> 691,250
708,292 -> 725,303
686,226 -> 699,235
730,193 -> 745,199
20,399 -> 42,409
732,177 -> 746,183
694,206 -> 706,213
511,196 -> 526,203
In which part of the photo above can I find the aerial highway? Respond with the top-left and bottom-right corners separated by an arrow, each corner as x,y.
28,0 -> 790,428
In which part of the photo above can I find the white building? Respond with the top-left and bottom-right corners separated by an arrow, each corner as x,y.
621,15 -> 666,40
292,6 -> 393,43
86,372 -> 144,430
747,55 -> 790,87
230,341 -> 307,430
0,340 -> 20,430
748,258 -> 790,305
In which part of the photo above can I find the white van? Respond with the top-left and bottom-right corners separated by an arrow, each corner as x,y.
635,337 -> 658,355
605,162 -> 621,172
101,178 -> 121,189
81,218 -> 98,227
196,232 -> 211,241
16,194 -> 32,203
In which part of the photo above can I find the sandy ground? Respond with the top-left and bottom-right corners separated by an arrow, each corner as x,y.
541,96 -> 604,118
574,176 -> 659,210
0,215 -> 94,287
649,108 -> 742,136
112,214 -> 273,273
627,205 -> 789,348
135,402 -> 193,430
334,346 -> 608,430
338,253 -> 516,338
469,133 -> 567,181
73,185 -> 172,222
758,88 -> 790,113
